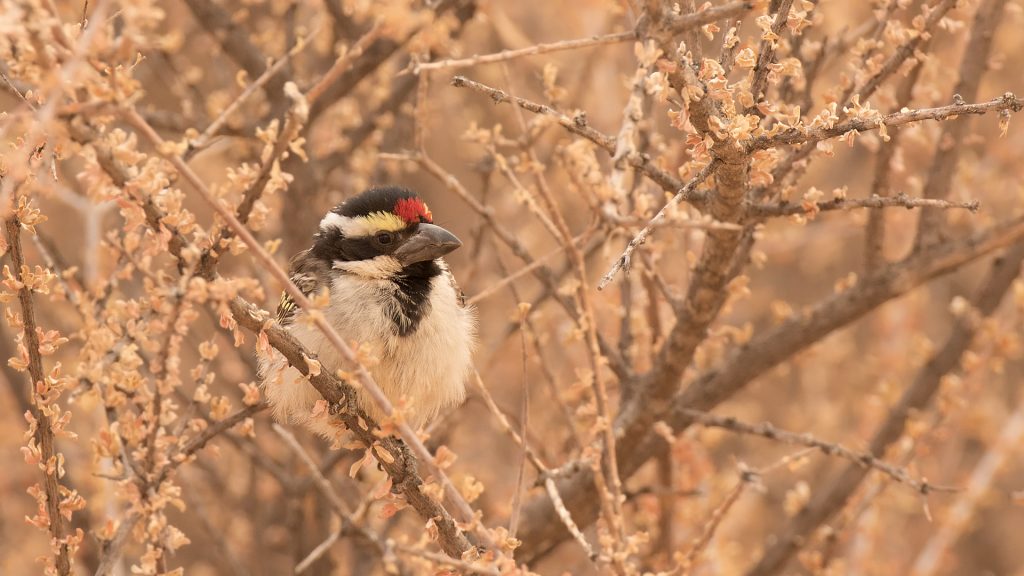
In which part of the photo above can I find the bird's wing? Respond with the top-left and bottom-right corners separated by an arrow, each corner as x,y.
277,249 -> 332,326
451,274 -> 467,308
438,258 -> 468,307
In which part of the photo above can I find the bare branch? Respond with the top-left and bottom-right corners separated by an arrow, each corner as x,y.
664,0 -> 755,34
915,0 -> 1011,249
910,396 -> 1024,576
599,160 -> 719,289
415,31 -> 634,73
306,23 -> 383,107
680,409 -> 956,495
185,26 -> 320,160
451,75 -> 701,207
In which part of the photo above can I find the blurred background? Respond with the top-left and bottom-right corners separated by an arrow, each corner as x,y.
2,0 -> 1024,574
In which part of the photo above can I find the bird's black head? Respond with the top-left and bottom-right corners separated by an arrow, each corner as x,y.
312,186 -> 462,279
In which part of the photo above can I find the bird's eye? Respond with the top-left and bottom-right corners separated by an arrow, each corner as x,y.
375,232 -> 394,245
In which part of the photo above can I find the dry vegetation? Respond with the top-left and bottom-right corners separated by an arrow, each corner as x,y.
2,0 -> 1024,574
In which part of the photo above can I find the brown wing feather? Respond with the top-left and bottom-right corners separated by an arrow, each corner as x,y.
277,250 -> 332,325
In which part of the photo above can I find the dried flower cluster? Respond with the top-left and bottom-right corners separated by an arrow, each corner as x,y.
2,0 -> 1024,574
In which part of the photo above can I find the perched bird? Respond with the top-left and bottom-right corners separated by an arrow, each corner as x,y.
260,186 -> 475,438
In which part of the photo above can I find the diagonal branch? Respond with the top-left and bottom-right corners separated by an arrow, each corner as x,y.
416,31 -> 635,73
599,160 -> 719,288
745,238 -> 1024,576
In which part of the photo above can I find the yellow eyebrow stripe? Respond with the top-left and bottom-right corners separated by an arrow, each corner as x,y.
360,211 -> 406,233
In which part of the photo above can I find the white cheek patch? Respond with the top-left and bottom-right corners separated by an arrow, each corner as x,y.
334,255 -> 403,279
320,211 -> 407,237
319,212 -> 350,233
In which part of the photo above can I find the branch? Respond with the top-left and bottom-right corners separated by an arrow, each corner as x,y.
415,31 -> 634,73
450,75 -> 701,209
910,395 -> 1024,575
746,93 -> 1022,152
305,23 -> 384,107
865,51 -> 927,271
5,211 -> 72,575
308,0 -> 476,120
680,409 -> 955,495
178,401 -> 269,459
185,26 -> 320,160
855,0 -> 958,102
747,0 -> 794,108
749,193 -> 980,218
915,0 -> 1011,249
66,119 -> 189,270
273,424 -> 390,563
195,82 -> 310,279
598,160 -> 719,288
664,0 -> 755,34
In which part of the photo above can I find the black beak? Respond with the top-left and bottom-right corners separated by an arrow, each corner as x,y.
393,223 -> 462,266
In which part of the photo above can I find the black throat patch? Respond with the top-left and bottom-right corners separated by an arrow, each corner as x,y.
389,260 -> 441,336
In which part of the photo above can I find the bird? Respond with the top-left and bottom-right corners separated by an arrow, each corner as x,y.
259,186 -> 475,439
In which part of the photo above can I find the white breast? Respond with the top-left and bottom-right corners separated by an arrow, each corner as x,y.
259,266 -> 475,439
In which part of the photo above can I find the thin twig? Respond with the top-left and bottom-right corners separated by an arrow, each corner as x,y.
544,477 -> 597,561
680,409 -> 957,495
599,160 -> 719,289
909,398 -> 1024,576
451,75 -> 701,207
272,423 -> 391,569
415,31 -> 634,73
465,234 -> 584,306
185,25 -> 320,160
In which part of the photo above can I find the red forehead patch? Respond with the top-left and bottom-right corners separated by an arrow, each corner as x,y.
394,197 -> 433,224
